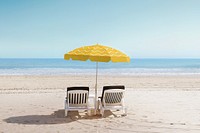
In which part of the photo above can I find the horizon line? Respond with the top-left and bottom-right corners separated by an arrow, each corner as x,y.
1,57 -> 200,59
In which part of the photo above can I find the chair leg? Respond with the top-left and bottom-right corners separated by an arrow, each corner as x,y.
97,100 -> 100,110
65,110 -> 68,117
123,107 -> 127,116
99,102 -> 103,117
100,108 -> 104,117
64,100 -> 68,117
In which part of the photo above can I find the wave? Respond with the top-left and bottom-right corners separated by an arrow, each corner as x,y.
1,68 -> 200,76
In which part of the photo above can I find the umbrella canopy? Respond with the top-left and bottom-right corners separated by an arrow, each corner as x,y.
64,44 -> 130,62
64,44 -> 130,113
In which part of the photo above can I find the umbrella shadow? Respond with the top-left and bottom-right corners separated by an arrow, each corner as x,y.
3,109 -> 117,125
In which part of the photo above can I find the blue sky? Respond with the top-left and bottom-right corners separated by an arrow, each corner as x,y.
0,0 -> 200,58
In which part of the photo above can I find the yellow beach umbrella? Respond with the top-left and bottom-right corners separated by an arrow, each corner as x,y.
64,44 -> 130,111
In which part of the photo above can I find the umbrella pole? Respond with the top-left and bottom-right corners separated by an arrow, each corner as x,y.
95,62 -> 98,114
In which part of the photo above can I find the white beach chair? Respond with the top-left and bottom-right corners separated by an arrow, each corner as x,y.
99,85 -> 127,117
64,87 -> 89,117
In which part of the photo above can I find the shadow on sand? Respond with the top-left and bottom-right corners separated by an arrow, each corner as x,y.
3,109 -> 116,125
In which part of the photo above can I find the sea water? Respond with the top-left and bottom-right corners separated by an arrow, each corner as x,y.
0,58 -> 200,75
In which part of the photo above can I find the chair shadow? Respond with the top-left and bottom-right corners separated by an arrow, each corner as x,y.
3,110 -> 106,125
3,109 -> 118,125
4,109 -> 72,125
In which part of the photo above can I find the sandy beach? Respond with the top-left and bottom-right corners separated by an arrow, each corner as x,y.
1,75 -> 200,133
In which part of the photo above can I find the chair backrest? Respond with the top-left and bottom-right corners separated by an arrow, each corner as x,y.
67,87 -> 89,108
102,86 -> 125,106
101,86 -> 125,101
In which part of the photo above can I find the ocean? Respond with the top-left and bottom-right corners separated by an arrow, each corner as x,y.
0,58 -> 200,76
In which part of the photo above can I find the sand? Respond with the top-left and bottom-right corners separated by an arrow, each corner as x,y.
1,75 -> 200,133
